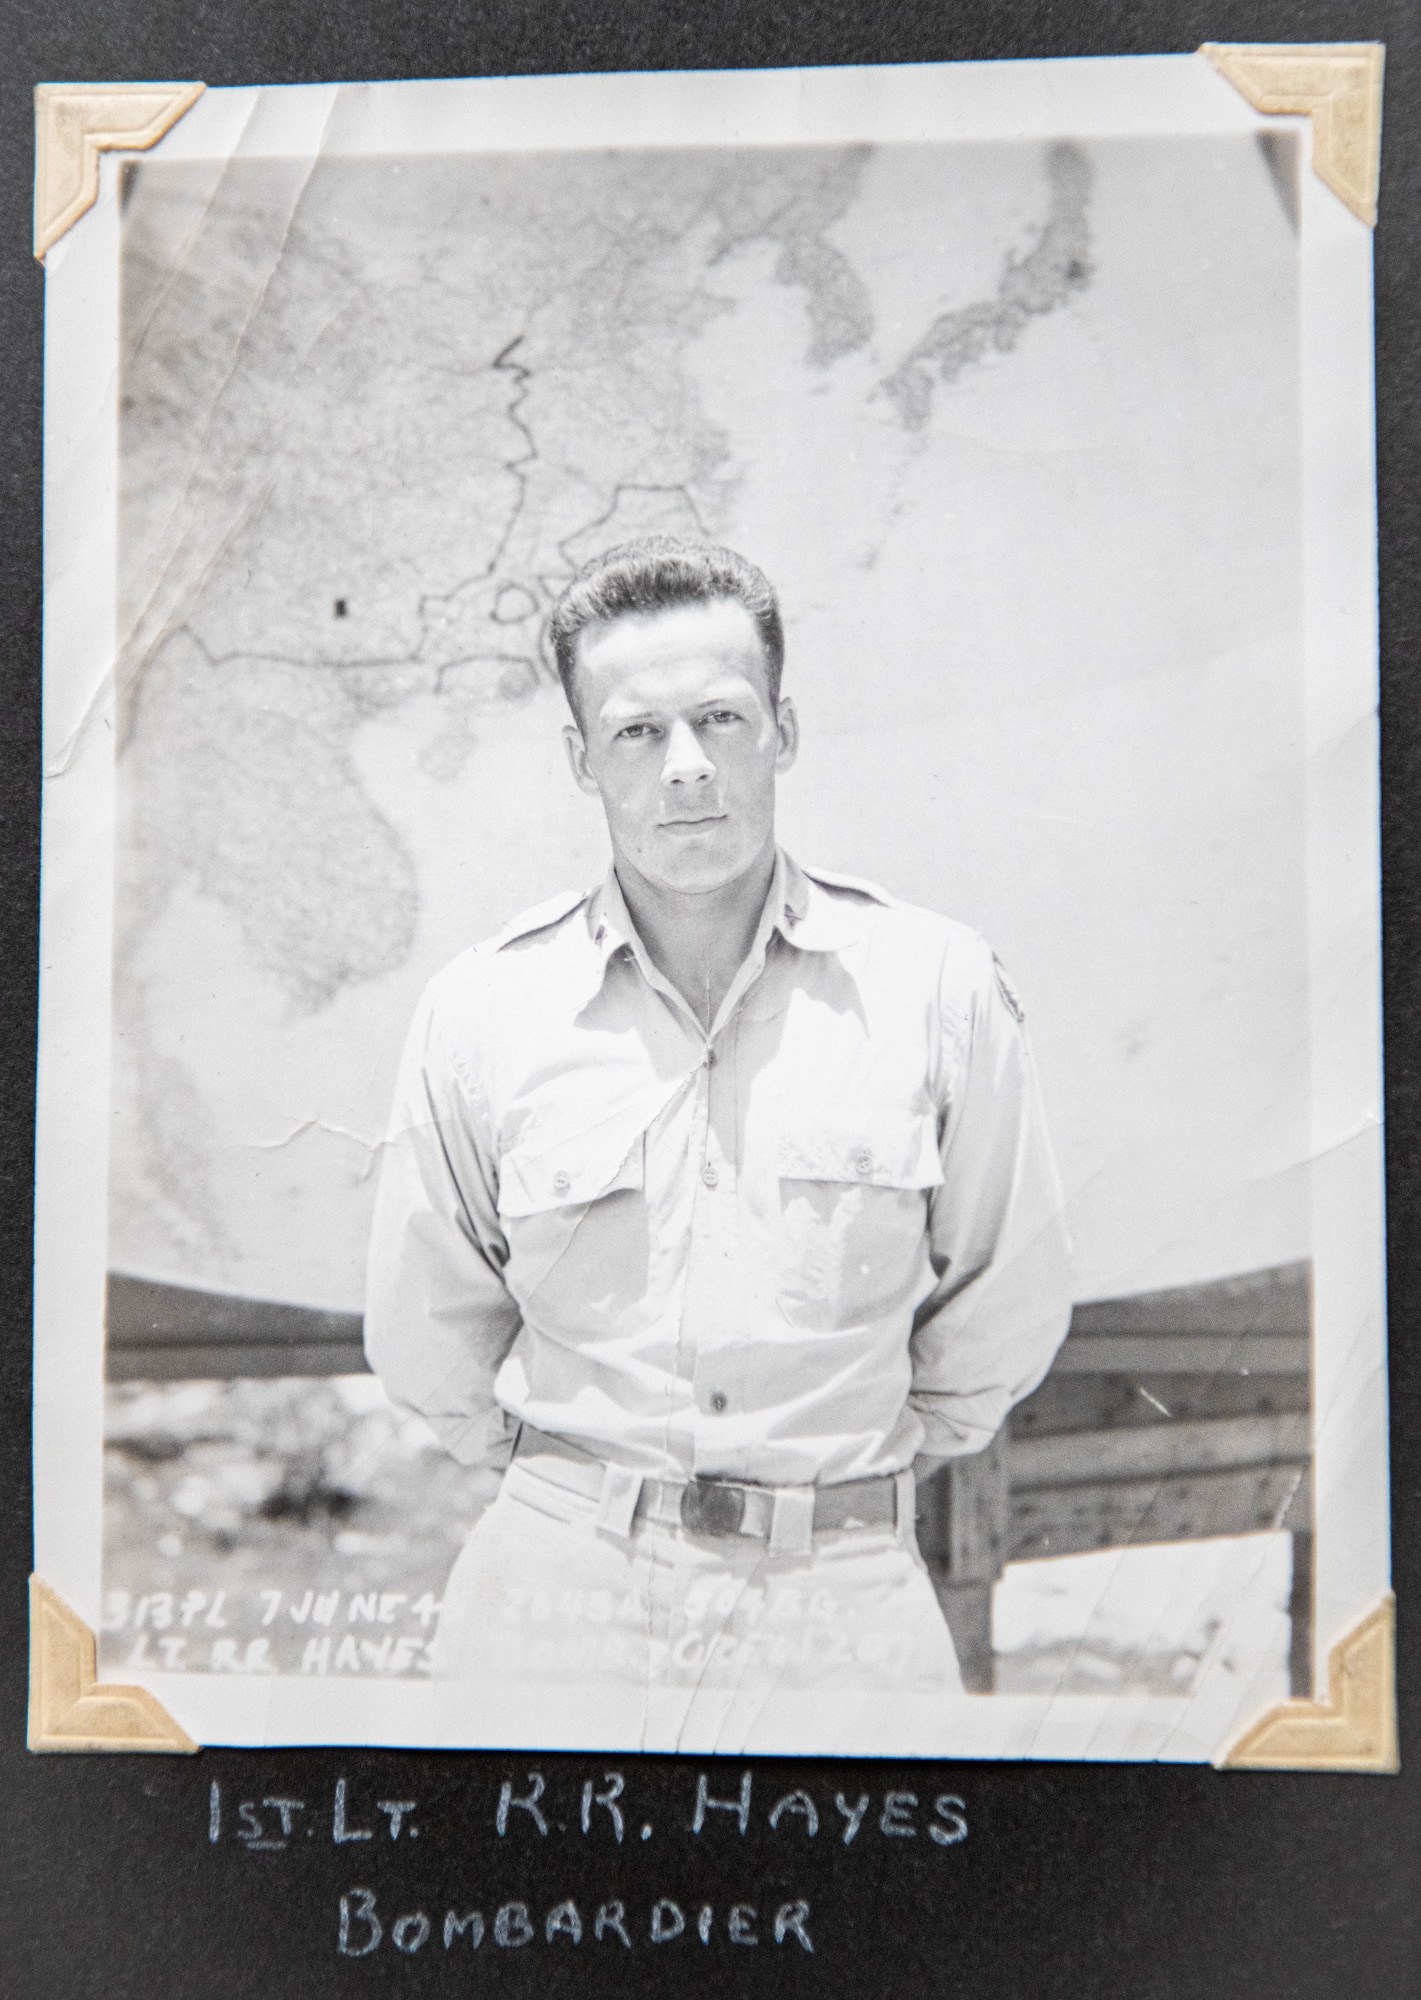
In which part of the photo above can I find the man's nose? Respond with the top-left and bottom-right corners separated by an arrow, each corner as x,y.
661,718 -> 715,786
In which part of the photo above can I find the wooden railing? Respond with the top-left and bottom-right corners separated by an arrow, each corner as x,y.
106,1274 -> 365,1378
106,1262 -> 1313,1694
916,1262 -> 1313,1694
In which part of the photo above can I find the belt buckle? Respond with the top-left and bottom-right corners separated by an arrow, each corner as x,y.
681,1477 -> 746,1538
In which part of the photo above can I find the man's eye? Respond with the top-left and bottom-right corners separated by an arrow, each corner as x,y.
702,710 -> 740,726
617,723 -> 656,741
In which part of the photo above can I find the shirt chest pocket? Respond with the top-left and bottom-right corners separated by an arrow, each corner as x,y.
497,1129 -> 648,1326
775,1119 -> 943,1332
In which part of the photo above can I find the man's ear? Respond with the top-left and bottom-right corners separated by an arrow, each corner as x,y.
774,695 -> 800,774
563,722 -> 601,796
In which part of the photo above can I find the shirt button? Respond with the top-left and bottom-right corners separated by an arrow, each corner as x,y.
709,1391 -> 728,1413
701,1162 -> 719,1188
854,1151 -> 873,1177
553,1170 -> 571,1194
704,1045 -> 717,1067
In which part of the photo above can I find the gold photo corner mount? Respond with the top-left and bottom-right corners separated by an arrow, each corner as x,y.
1220,1594 -> 1398,1772
33,81 -> 206,261
28,1575 -> 199,1754
1200,42 -> 1384,227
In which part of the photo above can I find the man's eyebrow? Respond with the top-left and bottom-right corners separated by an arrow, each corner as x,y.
599,682 -> 753,725
601,701 -> 657,725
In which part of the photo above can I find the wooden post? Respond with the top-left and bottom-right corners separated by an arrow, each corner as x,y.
916,1434 -> 1009,1693
1288,1528 -> 1314,1698
934,1580 -> 995,1692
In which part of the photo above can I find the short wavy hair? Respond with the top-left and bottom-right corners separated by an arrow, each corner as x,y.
547,535 -> 784,720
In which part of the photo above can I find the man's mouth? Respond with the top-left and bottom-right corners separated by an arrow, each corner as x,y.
659,813 -> 725,830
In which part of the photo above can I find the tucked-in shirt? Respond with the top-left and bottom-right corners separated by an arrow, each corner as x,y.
364,850 -> 1073,1489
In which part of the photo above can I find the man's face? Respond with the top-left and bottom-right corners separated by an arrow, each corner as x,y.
563,597 -> 798,898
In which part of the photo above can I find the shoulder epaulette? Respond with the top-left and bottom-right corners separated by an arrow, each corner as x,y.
493,887 -> 588,949
799,865 -> 897,906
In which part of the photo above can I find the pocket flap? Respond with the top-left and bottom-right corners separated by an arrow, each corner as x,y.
498,1128 -> 646,1218
778,1117 -> 943,1191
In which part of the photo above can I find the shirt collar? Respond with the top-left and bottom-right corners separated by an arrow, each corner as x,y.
774,851 -> 882,954
587,865 -> 639,970
586,847 -> 876,979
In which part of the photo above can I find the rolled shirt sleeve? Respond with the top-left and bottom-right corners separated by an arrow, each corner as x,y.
908,943 -> 1074,1459
364,972 -> 523,1472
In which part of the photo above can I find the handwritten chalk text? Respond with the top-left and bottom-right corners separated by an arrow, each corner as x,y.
206,1769 -> 966,1855
337,1889 -> 814,1956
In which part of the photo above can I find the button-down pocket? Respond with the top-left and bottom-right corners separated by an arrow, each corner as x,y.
776,1119 -> 943,1331
497,1129 -> 648,1323
498,1132 -> 645,1218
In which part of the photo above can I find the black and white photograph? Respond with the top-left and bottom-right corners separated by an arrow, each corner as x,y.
32,56 -> 1389,1758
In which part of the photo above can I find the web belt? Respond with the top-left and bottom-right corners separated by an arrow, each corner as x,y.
511,1421 -> 907,1553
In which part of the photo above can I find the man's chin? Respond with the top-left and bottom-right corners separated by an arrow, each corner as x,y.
644,862 -> 744,898
632,836 -> 763,900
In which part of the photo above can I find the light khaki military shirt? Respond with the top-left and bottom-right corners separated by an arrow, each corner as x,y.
365,850 -> 1072,1489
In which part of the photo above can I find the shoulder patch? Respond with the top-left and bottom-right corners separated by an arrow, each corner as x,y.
800,864 -> 897,906
992,952 -> 1026,1024
494,887 -> 588,949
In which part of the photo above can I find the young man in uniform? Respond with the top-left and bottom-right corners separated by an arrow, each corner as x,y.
365,536 -> 1072,1698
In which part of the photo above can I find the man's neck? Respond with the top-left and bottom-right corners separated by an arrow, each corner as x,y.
614,841 -> 778,1032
